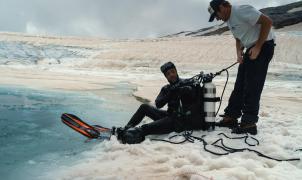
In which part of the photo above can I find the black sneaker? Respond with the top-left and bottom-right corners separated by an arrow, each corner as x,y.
215,115 -> 238,129
232,124 -> 257,135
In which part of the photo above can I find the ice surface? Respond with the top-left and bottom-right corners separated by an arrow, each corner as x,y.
0,31 -> 301,179
0,41 -> 97,65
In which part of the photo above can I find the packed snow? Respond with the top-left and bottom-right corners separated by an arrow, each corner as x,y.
0,27 -> 301,179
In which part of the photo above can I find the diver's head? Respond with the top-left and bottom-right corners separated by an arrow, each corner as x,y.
160,62 -> 179,84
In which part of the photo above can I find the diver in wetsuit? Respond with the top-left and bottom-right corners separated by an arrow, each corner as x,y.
117,62 -> 206,144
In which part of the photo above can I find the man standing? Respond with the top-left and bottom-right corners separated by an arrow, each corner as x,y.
208,0 -> 275,135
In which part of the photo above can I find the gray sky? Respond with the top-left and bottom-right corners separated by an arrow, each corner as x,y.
0,0 -> 300,38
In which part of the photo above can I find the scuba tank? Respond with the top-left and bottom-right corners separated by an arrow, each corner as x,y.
202,74 -> 220,130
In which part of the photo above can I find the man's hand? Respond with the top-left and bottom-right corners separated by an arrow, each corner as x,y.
163,85 -> 178,100
248,45 -> 261,60
237,50 -> 244,64
178,86 -> 192,96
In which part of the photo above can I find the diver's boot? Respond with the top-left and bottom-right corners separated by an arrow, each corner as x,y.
122,127 -> 145,144
112,126 -> 126,141
215,115 -> 238,129
232,123 -> 257,135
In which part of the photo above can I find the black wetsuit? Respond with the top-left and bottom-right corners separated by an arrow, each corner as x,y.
126,78 -> 205,136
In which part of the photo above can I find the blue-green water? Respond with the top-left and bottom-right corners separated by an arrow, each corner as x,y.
0,85 -> 138,179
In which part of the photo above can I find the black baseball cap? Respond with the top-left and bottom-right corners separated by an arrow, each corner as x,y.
160,62 -> 176,74
208,0 -> 225,22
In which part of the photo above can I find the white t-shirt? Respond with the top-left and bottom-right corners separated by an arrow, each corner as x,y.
227,5 -> 275,49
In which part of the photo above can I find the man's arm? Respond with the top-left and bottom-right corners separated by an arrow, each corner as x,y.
249,14 -> 273,59
155,85 -> 170,108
